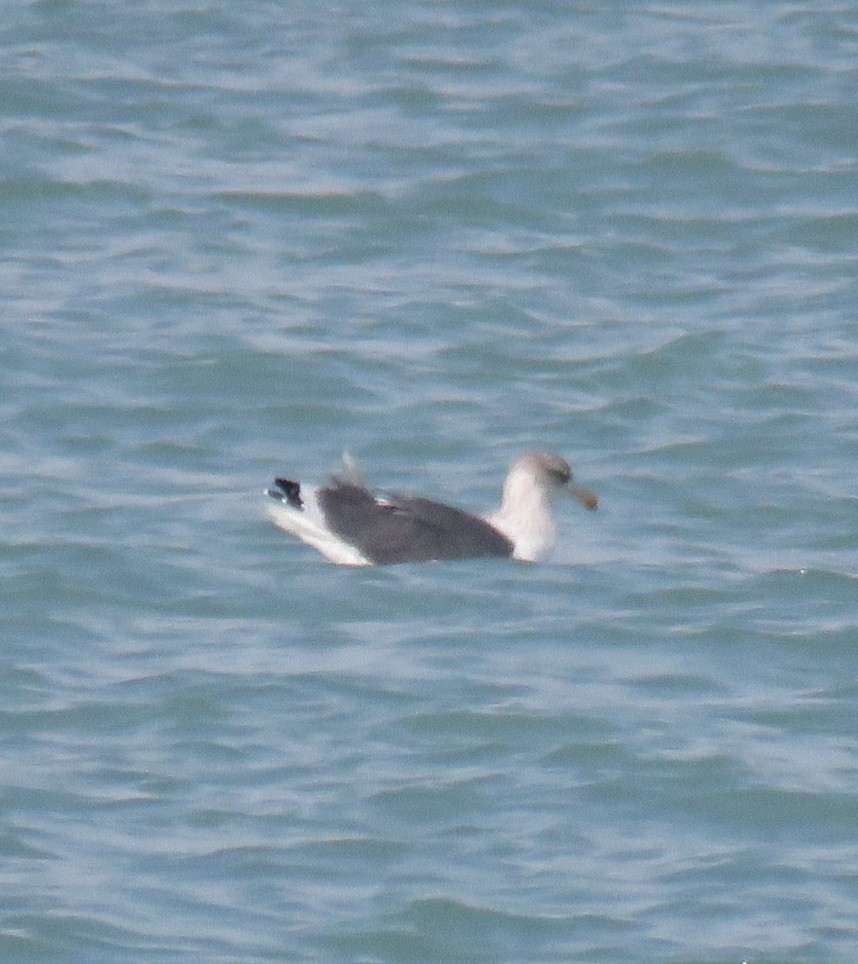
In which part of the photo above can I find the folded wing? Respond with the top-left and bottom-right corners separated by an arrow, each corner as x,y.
317,482 -> 513,564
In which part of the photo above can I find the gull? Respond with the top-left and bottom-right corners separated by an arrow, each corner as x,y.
266,450 -> 597,566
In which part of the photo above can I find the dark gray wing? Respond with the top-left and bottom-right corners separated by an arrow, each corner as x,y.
317,483 -> 513,564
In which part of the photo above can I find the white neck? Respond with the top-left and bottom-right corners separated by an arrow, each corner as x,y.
487,465 -> 557,562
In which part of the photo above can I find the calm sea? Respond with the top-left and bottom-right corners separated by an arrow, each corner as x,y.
2,1 -> 857,961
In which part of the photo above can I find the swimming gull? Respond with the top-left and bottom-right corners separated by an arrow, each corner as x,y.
265,451 -> 598,566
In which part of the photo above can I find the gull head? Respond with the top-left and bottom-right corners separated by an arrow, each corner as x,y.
489,450 -> 598,562
508,451 -> 598,511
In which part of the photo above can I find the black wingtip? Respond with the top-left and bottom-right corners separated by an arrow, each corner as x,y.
269,477 -> 303,509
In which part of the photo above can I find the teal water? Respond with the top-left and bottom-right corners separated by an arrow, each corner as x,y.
2,1 -> 857,961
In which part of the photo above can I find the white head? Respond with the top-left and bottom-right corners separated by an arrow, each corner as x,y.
490,451 -> 598,561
